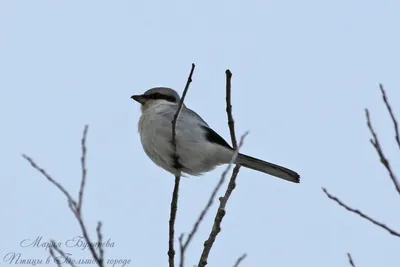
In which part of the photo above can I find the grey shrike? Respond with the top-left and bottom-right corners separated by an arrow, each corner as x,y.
131,87 -> 300,183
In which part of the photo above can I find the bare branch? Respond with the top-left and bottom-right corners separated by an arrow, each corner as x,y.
225,70 -> 237,149
198,133 -> 248,267
180,69 -> 235,256
23,125 -> 105,267
73,126 -> 103,266
22,154 -> 77,210
233,253 -> 247,267
171,63 -> 196,169
366,108 -> 400,195
322,187 -> 400,237
168,175 -> 181,267
78,125 -> 89,213
322,85 -> 400,264
49,240 -> 76,267
96,222 -> 105,264
72,215 -> 103,266
49,245 -> 63,267
169,63 -> 196,267
347,253 -> 356,267
197,69 -> 247,267
177,69 -> 247,267
178,234 -> 185,267
379,84 -> 400,150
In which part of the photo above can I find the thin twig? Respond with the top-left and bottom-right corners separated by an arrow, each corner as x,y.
49,240 -> 76,267
233,253 -> 247,267
379,84 -> 400,150
74,214 -> 103,265
78,125 -> 89,213
169,63 -> 196,267
171,63 -> 196,169
347,253 -> 356,267
178,234 -> 185,267
225,70 -> 237,149
322,187 -> 400,237
71,207 -> 104,265
22,154 -> 77,210
97,222 -> 104,263
366,109 -> 400,195
23,125 -> 105,267
72,126 -> 103,266
198,134 -> 248,267
49,246 -> 63,267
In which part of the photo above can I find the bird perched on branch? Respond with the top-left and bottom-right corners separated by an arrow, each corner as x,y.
131,87 -> 300,183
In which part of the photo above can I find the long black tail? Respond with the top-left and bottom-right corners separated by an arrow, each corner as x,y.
235,153 -> 300,183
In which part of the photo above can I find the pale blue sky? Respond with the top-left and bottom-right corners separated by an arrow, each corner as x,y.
1,1 -> 400,266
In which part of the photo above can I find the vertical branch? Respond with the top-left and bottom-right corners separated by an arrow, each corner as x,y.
225,70 -> 237,149
178,234 -> 185,267
77,125 -> 89,213
171,63 -> 196,155
177,70 -> 243,266
198,69 -> 248,267
168,63 -> 196,267
168,175 -> 181,267
96,222 -> 104,263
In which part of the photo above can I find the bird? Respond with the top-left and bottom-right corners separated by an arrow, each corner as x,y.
131,87 -> 300,183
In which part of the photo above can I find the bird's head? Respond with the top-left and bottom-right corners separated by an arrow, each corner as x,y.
131,87 -> 181,112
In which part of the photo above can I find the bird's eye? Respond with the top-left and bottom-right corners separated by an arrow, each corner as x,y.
147,93 -> 176,103
146,93 -> 160,99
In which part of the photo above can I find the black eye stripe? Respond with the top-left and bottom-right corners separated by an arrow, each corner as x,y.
145,93 -> 176,103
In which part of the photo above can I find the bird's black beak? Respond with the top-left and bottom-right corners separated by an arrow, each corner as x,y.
131,94 -> 146,104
